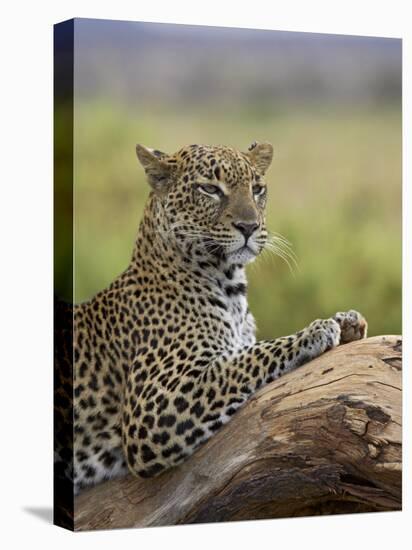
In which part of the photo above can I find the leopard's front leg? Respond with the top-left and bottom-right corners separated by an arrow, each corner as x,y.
274,308 -> 368,377
122,310 -> 367,478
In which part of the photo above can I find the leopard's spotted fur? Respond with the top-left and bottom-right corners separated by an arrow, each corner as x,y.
54,142 -> 367,494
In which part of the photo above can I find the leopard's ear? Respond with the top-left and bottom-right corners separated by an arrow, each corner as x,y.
246,141 -> 274,175
136,144 -> 172,193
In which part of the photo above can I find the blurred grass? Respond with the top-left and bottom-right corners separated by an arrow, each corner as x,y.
73,102 -> 401,338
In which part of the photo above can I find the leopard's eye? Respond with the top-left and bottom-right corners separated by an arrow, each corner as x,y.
253,184 -> 266,197
197,184 -> 224,197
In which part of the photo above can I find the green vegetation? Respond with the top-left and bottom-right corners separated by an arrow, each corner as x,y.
74,103 -> 401,338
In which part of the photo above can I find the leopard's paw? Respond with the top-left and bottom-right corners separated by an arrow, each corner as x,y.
333,310 -> 368,344
307,318 -> 341,353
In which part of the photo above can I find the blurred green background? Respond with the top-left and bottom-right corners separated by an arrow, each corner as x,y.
73,20 -> 401,339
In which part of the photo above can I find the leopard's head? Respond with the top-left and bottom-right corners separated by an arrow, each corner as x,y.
136,142 -> 273,265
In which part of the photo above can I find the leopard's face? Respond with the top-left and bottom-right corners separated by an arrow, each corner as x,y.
136,142 -> 274,265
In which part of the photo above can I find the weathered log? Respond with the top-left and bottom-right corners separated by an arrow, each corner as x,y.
74,335 -> 402,530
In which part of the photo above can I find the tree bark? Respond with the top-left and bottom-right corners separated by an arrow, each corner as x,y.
74,335 -> 402,531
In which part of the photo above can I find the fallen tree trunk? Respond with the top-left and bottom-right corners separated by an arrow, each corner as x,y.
74,335 -> 402,531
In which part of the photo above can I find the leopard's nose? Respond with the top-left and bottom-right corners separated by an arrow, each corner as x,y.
233,221 -> 259,240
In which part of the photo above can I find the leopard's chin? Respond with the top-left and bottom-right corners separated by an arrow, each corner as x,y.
227,245 -> 258,265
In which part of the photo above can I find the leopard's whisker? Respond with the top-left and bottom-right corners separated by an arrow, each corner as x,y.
267,232 -> 299,264
264,240 -> 299,275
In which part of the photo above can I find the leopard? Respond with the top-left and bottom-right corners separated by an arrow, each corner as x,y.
54,141 -> 368,497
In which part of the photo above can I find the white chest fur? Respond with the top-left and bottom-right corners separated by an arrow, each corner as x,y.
217,264 -> 256,349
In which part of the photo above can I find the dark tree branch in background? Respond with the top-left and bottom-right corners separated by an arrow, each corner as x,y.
75,336 -> 402,531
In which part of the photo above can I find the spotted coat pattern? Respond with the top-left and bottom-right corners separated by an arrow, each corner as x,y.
54,142 -> 368,493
